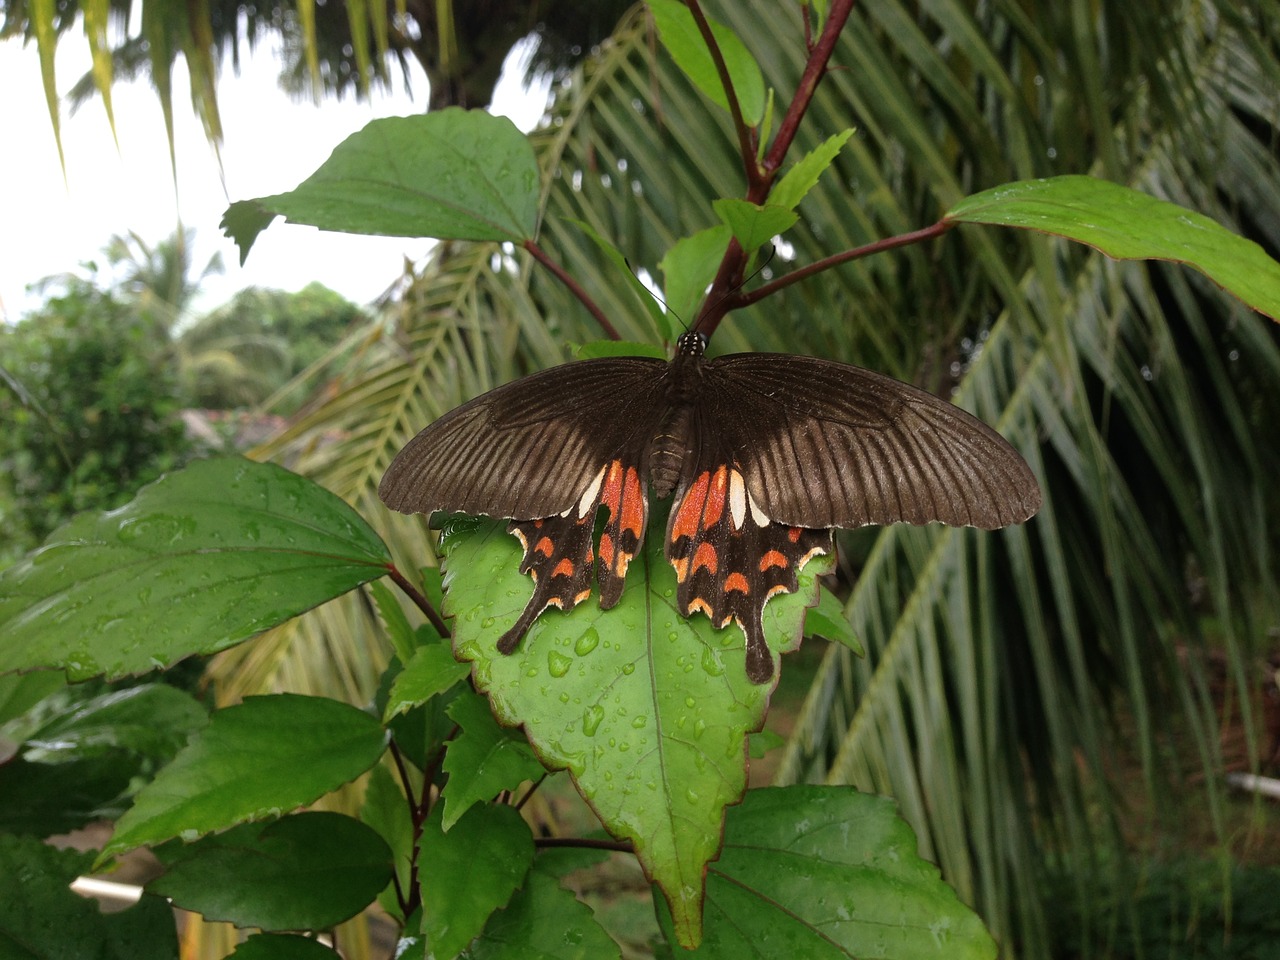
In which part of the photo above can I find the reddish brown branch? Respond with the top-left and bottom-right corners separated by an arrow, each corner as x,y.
386,564 -> 451,639
686,0 -> 760,192
523,239 -> 620,340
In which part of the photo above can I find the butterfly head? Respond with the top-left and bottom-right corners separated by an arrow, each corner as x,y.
675,330 -> 708,358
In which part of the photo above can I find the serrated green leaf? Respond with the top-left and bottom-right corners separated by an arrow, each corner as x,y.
147,812 -> 392,931
711,199 -> 799,255
654,786 -> 998,959
945,176 -> 1280,321
384,642 -> 471,721
220,200 -> 279,266
460,866 -> 621,960
231,934 -> 340,959
226,110 -> 540,262
769,128 -> 855,211
440,693 -> 545,830
649,0 -> 765,125
23,684 -> 207,762
102,694 -> 388,860
804,587 -> 862,655
659,225 -> 732,324
440,507 -> 829,947
0,457 -> 390,682
570,219 -> 673,342
0,834 -> 177,958
420,802 -> 535,959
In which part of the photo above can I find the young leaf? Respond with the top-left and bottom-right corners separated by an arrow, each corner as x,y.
649,0 -> 766,125
654,786 -> 998,959
231,934 -> 341,959
711,198 -> 799,255
945,176 -> 1280,321
439,692 -> 546,830
0,834 -> 177,958
147,812 -> 393,931
769,128 -> 855,211
0,457 -> 391,681
659,225 -> 732,323
101,694 -> 388,860
383,641 -> 471,721
461,861 -> 621,960
419,802 -> 535,959
803,586 -> 862,655
223,109 -> 541,263
440,508 -> 831,947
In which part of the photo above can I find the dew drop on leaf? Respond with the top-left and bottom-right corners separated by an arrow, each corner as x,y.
582,704 -> 604,736
574,627 -> 600,656
547,651 -> 573,677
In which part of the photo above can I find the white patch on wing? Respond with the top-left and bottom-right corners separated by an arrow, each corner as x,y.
728,468 -> 747,530
576,465 -> 607,518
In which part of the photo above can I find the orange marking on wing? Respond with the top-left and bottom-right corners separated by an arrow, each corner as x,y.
765,584 -> 790,600
672,557 -> 690,583
552,558 -> 576,579
671,472 -> 712,542
599,532 -> 615,567
724,572 -> 750,594
600,459 -> 624,511
787,527 -> 803,543
692,542 -> 718,575
535,536 -> 555,557
620,467 -> 645,535
702,466 -> 728,527
759,549 -> 788,572
614,551 -> 632,577
688,597 -> 713,618
574,588 -> 592,605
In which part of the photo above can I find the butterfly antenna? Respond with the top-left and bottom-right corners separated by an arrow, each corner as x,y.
697,244 -> 779,335
625,256 -> 689,335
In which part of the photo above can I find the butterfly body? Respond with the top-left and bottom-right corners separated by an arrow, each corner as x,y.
380,332 -> 1040,682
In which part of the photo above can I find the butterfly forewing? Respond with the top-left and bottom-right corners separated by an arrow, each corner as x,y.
378,357 -> 667,519
703,354 -> 1041,530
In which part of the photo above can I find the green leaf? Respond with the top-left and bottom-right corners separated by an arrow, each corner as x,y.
360,763 -> 415,921
659,225 -> 732,323
0,457 -> 391,681
0,671 -> 65,726
461,859 -> 621,960
383,641 -> 471,721
23,684 -> 207,762
220,200 -> 278,267
769,128 -> 856,211
440,692 -> 545,830
370,579 -> 424,665
226,110 -> 541,262
0,834 -> 177,958
102,694 -> 388,860
803,587 -> 862,656
440,508 -> 830,947
711,199 -> 799,256
420,802 -> 535,959
570,220 -> 673,342
655,786 -> 998,959
231,934 -> 340,959
572,340 -> 670,361
945,176 -> 1280,322
747,728 -> 785,759
648,0 -> 765,125
147,812 -> 393,930
0,755 -> 136,836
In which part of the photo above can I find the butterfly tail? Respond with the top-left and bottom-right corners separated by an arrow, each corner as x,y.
740,613 -> 775,684
501,515 -> 597,654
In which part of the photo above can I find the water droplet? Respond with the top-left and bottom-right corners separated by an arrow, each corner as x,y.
668,632 -> 679,643
559,692 -> 571,703
631,715 -> 647,729
621,662 -> 635,675
701,647 -> 724,676
684,696 -> 696,708
574,627 -> 600,656
694,718 -> 706,739
547,651 -> 573,677
685,787 -> 699,804
481,616 -> 495,629
582,704 -> 604,736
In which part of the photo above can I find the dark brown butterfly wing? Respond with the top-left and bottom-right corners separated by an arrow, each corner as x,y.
701,354 -> 1041,530
378,357 -> 668,519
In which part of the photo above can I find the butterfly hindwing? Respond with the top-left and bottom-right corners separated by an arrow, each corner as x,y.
666,463 -> 830,683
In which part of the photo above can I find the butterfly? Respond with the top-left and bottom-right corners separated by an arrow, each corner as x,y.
379,331 -> 1041,683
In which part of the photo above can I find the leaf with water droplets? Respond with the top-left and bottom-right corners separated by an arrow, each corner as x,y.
654,785 -> 998,958
0,457 -> 391,682
440,505 -> 830,947
946,176 -> 1280,321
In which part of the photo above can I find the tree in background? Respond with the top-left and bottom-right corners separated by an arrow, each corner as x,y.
0,274 -> 190,560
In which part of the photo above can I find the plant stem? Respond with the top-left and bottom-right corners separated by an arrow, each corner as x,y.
523,239 -> 621,340
735,219 -> 957,307
386,563 -> 450,639
685,0 -> 760,192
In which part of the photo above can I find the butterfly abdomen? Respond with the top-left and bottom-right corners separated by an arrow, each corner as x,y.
648,404 -> 694,499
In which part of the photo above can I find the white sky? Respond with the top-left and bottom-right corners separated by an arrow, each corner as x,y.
1,34 -> 549,323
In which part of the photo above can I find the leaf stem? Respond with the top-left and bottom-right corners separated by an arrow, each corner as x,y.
386,563 -> 450,639
685,0 -> 760,192
736,219 -> 957,307
523,239 -> 621,340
